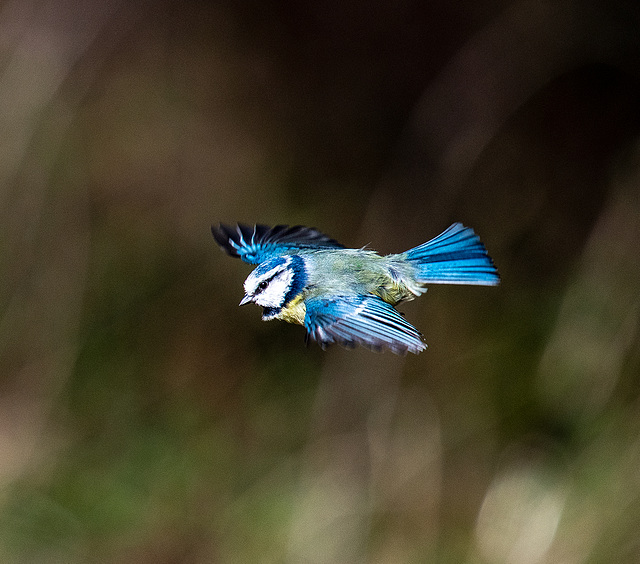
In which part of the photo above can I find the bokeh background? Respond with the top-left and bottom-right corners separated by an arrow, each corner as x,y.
1,0 -> 640,562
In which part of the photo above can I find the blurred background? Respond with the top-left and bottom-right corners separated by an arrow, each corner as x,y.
1,0 -> 640,562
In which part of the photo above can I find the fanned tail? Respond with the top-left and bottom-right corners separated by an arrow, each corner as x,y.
403,223 -> 500,286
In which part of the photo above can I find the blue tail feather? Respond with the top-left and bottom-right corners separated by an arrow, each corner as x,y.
403,223 -> 500,286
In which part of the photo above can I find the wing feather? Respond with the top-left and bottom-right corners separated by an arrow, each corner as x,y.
304,295 -> 426,355
212,223 -> 344,264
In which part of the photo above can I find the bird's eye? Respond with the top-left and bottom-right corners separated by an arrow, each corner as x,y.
257,281 -> 268,292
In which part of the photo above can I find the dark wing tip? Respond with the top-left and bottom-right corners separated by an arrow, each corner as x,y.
211,223 -> 242,258
307,330 -> 424,355
266,224 -> 345,249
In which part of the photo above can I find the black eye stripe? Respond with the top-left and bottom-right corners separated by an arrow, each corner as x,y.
255,270 -> 281,294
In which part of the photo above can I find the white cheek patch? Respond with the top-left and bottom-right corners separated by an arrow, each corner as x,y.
254,268 -> 294,307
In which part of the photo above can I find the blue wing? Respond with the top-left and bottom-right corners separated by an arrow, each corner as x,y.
212,223 -> 344,264
304,295 -> 426,355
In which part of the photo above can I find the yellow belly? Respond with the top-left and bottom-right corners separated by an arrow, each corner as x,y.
276,294 -> 307,325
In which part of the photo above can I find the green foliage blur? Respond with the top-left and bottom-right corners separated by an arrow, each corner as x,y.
1,1 -> 640,562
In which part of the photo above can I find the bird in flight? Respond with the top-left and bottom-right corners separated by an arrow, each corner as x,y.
212,223 -> 499,354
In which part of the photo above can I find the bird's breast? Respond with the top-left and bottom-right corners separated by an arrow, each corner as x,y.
276,293 -> 307,325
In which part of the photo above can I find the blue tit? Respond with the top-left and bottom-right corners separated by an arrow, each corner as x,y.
212,223 -> 499,354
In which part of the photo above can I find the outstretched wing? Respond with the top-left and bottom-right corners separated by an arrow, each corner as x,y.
304,295 -> 426,355
212,223 -> 344,264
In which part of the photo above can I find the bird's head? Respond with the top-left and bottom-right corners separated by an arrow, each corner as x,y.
241,255 -> 308,320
